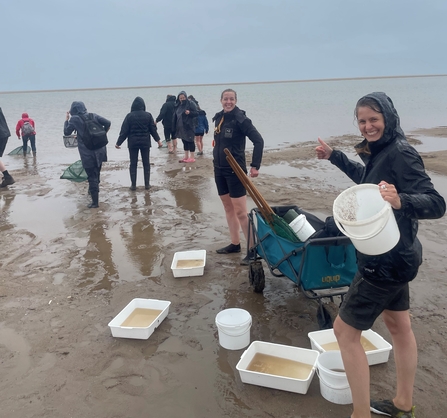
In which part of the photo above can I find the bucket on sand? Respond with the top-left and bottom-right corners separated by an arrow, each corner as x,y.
316,351 -> 352,405
333,184 -> 400,255
215,308 -> 252,350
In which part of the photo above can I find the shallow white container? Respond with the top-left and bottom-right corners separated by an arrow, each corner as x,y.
108,298 -> 171,339
171,250 -> 206,277
308,328 -> 392,366
236,341 -> 320,394
215,308 -> 252,350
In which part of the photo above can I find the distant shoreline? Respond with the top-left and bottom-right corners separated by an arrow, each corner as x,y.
1,74 -> 447,95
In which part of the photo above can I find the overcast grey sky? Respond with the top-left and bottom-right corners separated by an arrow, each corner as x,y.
1,0 -> 446,92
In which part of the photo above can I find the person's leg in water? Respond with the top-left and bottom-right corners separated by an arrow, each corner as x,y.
195,134 -> 204,155
29,134 -> 36,155
0,159 -> 15,187
164,126 -> 173,153
187,140 -> 195,162
84,166 -> 100,208
179,139 -> 189,162
22,136 -> 29,155
129,147 -> 139,190
141,146 -> 151,189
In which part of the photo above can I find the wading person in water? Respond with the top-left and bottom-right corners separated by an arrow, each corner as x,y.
64,101 -> 111,209
115,96 -> 162,190
316,92 -> 445,418
213,88 -> 264,265
172,91 -> 198,163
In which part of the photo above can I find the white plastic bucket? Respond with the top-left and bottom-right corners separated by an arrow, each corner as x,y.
333,184 -> 400,255
289,214 -> 316,242
215,308 -> 252,350
316,351 -> 352,405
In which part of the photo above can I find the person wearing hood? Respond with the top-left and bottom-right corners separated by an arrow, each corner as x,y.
115,96 -> 162,190
0,107 -> 11,157
172,91 -> 198,163
316,92 -> 445,418
16,112 -> 37,155
156,94 -> 176,153
187,97 -> 209,156
213,88 -> 264,265
64,101 -> 111,208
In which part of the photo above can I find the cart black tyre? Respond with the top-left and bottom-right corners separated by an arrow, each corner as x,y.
249,261 -> 265,293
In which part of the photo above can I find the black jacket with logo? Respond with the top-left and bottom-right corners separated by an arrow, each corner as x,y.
212,106 -> 264,171
329,92 -> 445,283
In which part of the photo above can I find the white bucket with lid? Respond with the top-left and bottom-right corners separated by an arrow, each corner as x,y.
333,184 -> 400,255
316,351 -> 352,404
289,214 -> 316,242
215,308 -> 252,350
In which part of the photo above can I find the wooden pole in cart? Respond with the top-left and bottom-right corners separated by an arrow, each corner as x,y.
224,148 -> 274,224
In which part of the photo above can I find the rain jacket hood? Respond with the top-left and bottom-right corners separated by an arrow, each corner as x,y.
131,96 -> 146,112
69,101 -> 87,116
355,92 -> 406,156
22,112 -> 29,119
176,91 -> 188,106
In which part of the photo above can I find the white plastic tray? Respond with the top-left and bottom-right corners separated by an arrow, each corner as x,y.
171,250 -> 206,277
108,298 -> 171,339
308,328 -> 392,366
236,341 -> 320,394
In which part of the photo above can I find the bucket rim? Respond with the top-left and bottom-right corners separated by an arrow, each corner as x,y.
215,308 -> 252,328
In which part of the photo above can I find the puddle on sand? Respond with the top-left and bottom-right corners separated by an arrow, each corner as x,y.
6,193 -> 78,239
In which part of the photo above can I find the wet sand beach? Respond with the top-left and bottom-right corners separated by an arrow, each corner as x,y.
1,128 -> 446,418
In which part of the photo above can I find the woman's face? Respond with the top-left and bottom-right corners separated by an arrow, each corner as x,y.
179,94 -> 186,102
357,106 -> 385,142
221,91 -> 237,113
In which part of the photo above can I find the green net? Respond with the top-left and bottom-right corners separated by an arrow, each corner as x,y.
60,160 -> 88,182
268,213 -> 301,243
8,146 -> 31,155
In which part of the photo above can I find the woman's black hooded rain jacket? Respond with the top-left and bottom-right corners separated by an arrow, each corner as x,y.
329,92 -> 445,283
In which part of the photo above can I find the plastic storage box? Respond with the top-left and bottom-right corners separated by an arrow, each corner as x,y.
236,341 -> 320,394
171,250 -> 206,278
308,328 -> 392,366
108,298 -> 171,339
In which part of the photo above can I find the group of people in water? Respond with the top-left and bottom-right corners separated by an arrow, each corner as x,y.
3,87 -> 447,418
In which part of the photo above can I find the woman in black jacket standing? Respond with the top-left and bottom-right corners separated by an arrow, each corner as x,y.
116,96 -> 162,190
316,92 -> 445,418
213,88 -> 264,265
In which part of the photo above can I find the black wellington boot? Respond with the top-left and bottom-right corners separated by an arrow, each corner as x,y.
144,169 -> 150,190
130,170 -> 137,191
88,191 -> 99,208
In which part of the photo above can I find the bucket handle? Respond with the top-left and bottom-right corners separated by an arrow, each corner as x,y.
334,206 -> 390,241
316,368 -> 351,391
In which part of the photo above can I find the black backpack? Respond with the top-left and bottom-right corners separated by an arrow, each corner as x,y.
79,113 -> 108,150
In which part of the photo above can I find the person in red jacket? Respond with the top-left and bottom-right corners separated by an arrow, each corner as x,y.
16,113 -> 36,155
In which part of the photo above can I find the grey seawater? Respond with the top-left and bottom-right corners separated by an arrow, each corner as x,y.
1,76 -> 447,166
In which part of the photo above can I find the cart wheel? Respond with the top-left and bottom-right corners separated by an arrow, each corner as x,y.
249,261 -> 265,293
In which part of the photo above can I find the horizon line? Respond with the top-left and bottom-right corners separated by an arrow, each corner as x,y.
1,74 -> 446,95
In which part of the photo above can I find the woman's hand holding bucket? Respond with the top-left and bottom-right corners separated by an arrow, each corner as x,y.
378,181 -> 401,210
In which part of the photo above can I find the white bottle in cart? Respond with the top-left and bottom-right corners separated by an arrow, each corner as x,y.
283,209 -> 316,241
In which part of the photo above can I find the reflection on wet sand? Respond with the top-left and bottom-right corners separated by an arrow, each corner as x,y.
119,193 -> 163,283
79,222 -> 118,291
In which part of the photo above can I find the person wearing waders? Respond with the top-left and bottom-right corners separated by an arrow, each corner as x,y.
64,101 -> 111,208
